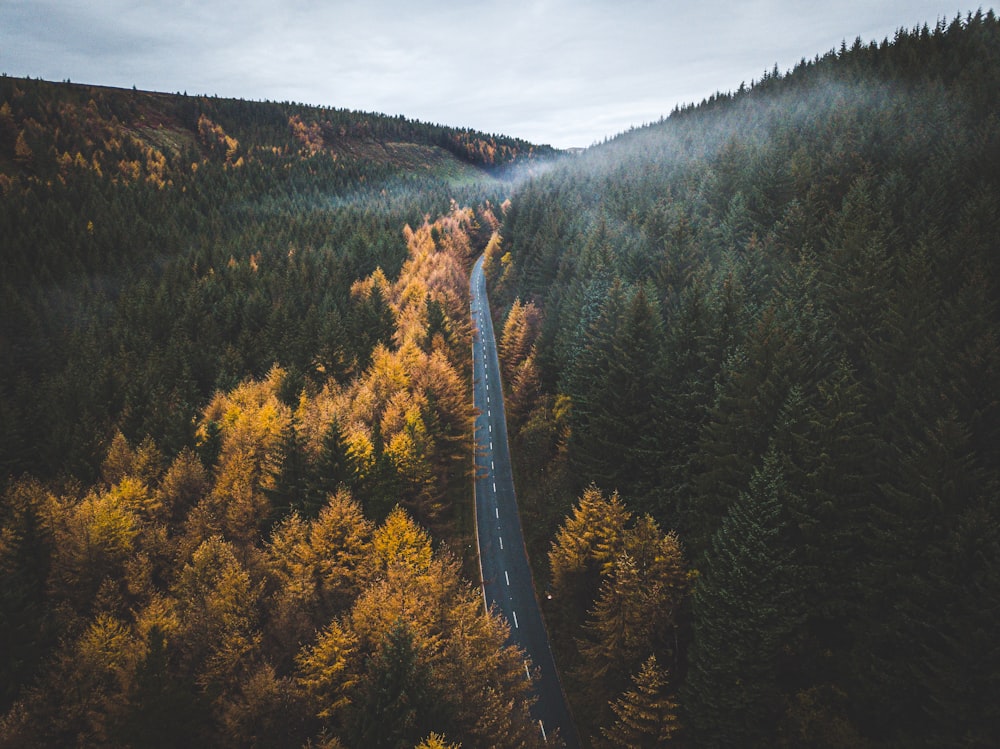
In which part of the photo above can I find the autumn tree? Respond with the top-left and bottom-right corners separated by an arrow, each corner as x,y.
599,654 -> 680,748
549,485 -> 631,625
549,487 -> 687,739
172,536 -> 261,705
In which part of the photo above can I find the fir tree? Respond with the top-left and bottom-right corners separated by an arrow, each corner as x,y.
682,452 -> 803,748
347,619 -> 443,749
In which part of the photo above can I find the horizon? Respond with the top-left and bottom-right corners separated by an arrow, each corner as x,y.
0,2 -> 991,150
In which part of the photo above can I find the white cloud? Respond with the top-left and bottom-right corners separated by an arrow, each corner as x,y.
0,0 -> 983,147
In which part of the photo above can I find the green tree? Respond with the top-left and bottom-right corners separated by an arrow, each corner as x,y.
116,625 -> 208,748
347,619 -> 443,749
682,452 -> 804,748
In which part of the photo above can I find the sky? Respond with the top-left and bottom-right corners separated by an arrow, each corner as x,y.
0,1 -> 985,149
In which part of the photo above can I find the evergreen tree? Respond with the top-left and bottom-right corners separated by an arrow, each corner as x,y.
116,626 -> 208,748
682,452 -> 803,748
266,416 -> 308,522
347,619 -> 443,749
307,418 -> 356,515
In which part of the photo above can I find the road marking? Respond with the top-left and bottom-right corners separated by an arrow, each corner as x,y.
493,482 -> 497,493
499,536 -> 503,549
491,460 -> 494,470
505,570 -> 510,585
512,610 -> 518,628
488,409 -> 491,417
539,721 -> 547,742
489,424 -> 492,433
525,662 -> 531,680
490,441 -> 493,450
495,507 -> 499,518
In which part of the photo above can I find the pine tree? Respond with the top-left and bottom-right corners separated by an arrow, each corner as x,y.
549,486 -> 631,625
578,552 -> 648,691
266,416 -> 308,520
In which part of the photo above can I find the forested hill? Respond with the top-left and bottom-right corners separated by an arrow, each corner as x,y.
1,76 -> 558,747
0,75 -> 554,482
0,76 -> 553,186
486,11 -> 1000,748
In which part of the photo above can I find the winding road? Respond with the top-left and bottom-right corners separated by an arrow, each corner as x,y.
470,255 -> 579,748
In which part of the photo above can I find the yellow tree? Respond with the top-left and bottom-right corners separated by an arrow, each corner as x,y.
155,447 -> 209,528
600,654 -> 680,748
46,488 -> 140,617
172,536 -> 261,699
578,552 -> 650,685
188,368 -> 292,550
499,299 -> 541,383
266,490 -> 373,658
297,618 -> 359,724
415,732 -> 460,749
549,486 -> 632,623
349,509 -> 544,748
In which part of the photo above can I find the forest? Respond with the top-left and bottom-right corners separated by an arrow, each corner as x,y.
487,11 -> 1000,748
3,9 -> 1000,749
0,76 -> 553,747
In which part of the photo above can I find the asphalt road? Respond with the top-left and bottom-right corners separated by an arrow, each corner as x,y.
470,255 -> 580,748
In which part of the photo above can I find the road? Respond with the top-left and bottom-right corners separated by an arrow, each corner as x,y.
470,255 -> 580,748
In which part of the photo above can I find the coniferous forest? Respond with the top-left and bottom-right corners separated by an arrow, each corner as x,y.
3,10 -> 1000,749
488,11 -> 1000,749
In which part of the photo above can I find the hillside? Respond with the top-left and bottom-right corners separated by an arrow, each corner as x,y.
3,10 -> 1000,748
0,76 -> 560,748
0,76 -> 555,483
487,11 -> 1000,748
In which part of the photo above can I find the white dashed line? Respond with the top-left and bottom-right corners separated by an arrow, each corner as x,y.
499,536 -> 503,549
505,570 -> 510,586
512,610 -> 518,628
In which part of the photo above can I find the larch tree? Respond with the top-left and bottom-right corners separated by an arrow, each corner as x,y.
600,654 -> 680,748
549,485 -> 631,626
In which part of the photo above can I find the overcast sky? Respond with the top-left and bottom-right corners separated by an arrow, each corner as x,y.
0,1 -> 983,148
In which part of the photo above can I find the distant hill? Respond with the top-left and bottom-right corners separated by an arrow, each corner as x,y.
0,76 -> 556,186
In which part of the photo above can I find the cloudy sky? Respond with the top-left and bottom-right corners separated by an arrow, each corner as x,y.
0,1 -> 981,148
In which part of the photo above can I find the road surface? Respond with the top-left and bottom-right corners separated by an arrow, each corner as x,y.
470,255 -> 580,748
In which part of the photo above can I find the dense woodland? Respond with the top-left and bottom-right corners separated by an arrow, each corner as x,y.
487,11 -> 1000,748
3,10 -> 1000,749
0,77 -> 553,747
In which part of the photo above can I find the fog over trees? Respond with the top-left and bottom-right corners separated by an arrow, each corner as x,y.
3,10 -> 1000,748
